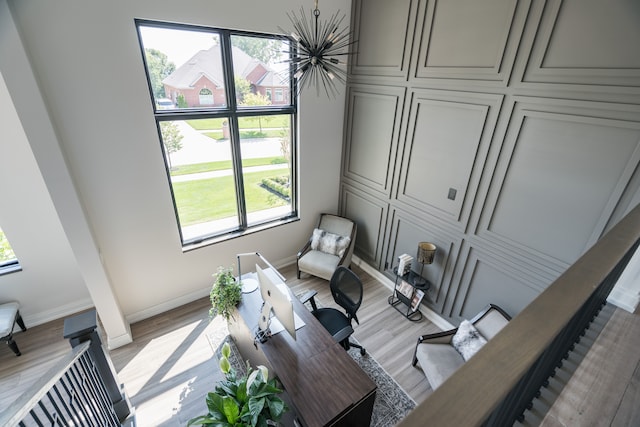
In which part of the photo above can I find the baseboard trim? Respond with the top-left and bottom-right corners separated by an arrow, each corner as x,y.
21,297 -> 94,329
107,328 -> 134,350
351,255 -> 454,331
124,255 -> 455,332
126,286 -> 210,324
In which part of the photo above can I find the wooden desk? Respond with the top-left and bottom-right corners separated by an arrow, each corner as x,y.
228,279 -> 376,427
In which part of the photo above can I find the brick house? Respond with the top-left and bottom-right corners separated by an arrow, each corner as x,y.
162,44 -> 289,107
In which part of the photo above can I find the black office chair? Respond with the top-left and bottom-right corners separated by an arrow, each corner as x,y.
301,267 -> 366,355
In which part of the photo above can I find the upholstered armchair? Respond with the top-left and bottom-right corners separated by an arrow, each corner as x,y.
412,304 -> 511,390
296,213 -> 357,281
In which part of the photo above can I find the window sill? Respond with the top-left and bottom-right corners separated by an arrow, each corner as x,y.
182,216 -> 300,253
0,263 -> 22,276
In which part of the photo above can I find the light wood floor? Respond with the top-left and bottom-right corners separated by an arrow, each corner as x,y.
0,264 -> 437,425
1,263 -> 638,426
522,303 -> 640,427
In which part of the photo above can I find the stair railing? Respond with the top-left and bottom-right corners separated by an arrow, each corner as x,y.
399,203 -> 640,427
0,310 -> 131,427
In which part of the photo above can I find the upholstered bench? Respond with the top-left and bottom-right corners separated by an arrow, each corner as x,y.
0,302 -> 27,356
411,304 -> 511,389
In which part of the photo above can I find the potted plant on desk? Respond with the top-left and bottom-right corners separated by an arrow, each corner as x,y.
188,342 -> 288,426
209,266 -> 242,321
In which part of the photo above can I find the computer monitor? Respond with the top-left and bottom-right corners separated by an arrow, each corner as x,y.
256,264 -> 296,340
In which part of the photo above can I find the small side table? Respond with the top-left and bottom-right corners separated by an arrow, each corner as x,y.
388,267 -> 430,321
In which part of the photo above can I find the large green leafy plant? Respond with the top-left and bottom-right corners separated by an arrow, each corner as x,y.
210,266 -> 242,320
188,342 -> 288,426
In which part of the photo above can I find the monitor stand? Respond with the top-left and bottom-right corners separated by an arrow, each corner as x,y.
256,302 -> 272,343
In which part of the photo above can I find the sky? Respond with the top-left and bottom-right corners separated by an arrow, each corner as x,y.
138,26 -> 218,68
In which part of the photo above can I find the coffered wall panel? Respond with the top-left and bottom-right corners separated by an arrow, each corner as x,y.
385,209 -> 461,312
350,0 -> 418,78
448,247 -> 542,321
396,90 -> 503,228
340,184 -> 389,268
342,84 -> 405,196
343,0 -> 640,321
521,0 -> 640,87
479,100 -> 640,267
414,0 -> 530,83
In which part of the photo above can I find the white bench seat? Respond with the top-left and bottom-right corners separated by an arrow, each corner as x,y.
0,302 -> 27,356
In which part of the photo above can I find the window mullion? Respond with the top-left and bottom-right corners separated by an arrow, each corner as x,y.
220,32 -> 248,230
229,117 -> 247,230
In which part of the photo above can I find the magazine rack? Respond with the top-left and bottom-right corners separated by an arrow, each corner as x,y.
388,266 -> 430,321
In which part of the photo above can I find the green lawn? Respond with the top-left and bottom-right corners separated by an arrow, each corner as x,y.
172,170 -> 289,226
203,129 -> 285,140
186,115 -> 290,131
170,157 -> 286,176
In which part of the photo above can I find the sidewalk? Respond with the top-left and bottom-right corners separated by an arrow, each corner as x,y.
169,121 -> 284,166
170,163 -> 288,182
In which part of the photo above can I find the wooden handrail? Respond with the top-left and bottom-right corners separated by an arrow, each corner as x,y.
399,204 -> 640,427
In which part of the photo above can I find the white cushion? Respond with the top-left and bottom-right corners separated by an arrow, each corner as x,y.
310,229 -> 351,257
451,320 -> 487,361
0,302 -> 20,337
415,343 -> 465,389
298,250 -> 340,281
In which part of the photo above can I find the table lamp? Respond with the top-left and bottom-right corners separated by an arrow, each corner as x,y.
415,242 -> 436,287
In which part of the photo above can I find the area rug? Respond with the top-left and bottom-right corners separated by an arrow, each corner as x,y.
208,331 -> 415,427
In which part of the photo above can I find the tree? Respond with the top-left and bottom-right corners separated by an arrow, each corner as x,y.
0,229 -> 17,263
176,94 -> 188,108
145,48 -> 176,99
160,122 -> 184,170
240,93 -> 272,132
279,127 -> 292,184
234,77 -> 251,104
233,37 -> 281,64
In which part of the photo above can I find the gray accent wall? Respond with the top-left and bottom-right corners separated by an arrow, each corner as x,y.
341,0 -> 640,322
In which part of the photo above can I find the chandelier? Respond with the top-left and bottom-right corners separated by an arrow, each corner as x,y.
281,0 -> 354,97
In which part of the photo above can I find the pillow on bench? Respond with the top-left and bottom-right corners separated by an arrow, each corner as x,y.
311,229 -> 351,258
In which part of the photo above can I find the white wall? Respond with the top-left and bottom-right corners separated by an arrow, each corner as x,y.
0,0 -> 350,338
0,71 -> 92,325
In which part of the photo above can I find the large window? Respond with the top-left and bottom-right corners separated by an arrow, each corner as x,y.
136,20 -> 297,246
0,226 -> 20,274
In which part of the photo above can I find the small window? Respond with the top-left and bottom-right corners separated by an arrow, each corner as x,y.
136,20 -> 298,247
275,88 -> 284,102
0,226 -> 20,274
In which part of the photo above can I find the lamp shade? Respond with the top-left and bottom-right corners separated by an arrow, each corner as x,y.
417,242 -> 436,265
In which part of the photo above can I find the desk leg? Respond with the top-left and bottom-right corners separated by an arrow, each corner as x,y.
331,389 -> 376,427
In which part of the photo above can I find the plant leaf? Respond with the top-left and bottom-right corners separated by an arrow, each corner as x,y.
206,394 -> 229,417
236,377 -> 248,403
219,356 -> 231,374
256,365 -> 269,381
187,414 -> 232,426
221,396 -> 240,424
221,342 -> 231,359
267,397 -> 287,419
248,397 -> 266,426
246,369 -> 260,390
252,382 -> 282,398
